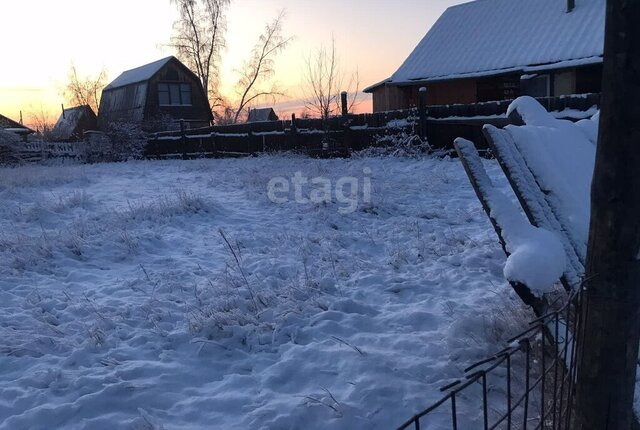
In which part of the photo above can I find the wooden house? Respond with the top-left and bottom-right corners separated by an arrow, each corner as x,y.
98,56 -> 213,131
0,113 -> 34,137
247,107 -> 279,123
364,0 -> 605,112
51,105 -> 97,141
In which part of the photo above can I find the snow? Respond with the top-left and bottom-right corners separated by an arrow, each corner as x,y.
575,111 -> 600,145
502,227 -> 566,295
455,138 -> 565,295
389,0 -> 604,84
105,57 -> 174,90
52,107 -> 93,141
504,97 -> 596,259
0,155 -> 532,429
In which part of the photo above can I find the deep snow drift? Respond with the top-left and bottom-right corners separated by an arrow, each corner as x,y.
0,155 -> 530,429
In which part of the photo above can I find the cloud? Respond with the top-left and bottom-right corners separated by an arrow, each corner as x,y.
0,87 -> 43,93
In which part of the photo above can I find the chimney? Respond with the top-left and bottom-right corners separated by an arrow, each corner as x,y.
567,0 -> 575,12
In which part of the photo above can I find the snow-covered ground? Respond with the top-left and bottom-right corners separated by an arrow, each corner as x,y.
0,154 -> 530,430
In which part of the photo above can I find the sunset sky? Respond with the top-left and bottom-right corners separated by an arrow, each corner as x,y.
0,0 -> 460,124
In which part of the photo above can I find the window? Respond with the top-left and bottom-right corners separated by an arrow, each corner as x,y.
158,83 -> 193,106
180,84 -> 192,105
521,74 -> 551,98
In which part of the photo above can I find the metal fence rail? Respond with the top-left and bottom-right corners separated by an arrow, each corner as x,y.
397,287 -> 585,430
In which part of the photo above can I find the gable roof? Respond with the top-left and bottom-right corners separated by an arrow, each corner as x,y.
0,113 -> 34,134
52,105 -> 97,141
369,0 -> 604,90
247,107 -> 278,122
104,56 -> 174,90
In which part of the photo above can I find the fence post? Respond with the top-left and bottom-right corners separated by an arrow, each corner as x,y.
289,113 -> 298,152
341,91 -> 348,116
180,119 -> 187,159
418,87 -> 428,139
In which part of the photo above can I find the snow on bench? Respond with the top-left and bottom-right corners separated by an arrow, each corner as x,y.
454,138 -> 565,312
454,96 -> 598,309
455,98 -> 640,415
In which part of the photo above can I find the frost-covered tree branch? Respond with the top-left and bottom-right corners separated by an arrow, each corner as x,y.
302,37 -> 360,120
169,0 -> 230,111
64,63 -> 108,114
232,11 -> 292,123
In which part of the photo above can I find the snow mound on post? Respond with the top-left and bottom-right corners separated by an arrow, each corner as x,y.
483,171 -> 566,295
507,96 -> 557,126
502,226 -> 567,295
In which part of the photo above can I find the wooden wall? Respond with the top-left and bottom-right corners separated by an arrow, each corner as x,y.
145,60 -> 212,130
370,63 -> 603,113
427,80 -> 477,105
99,58 -> 212,132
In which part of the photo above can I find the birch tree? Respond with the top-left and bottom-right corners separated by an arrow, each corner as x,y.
169,0 -> 230,110
64,63 -> 108,114
302,37 -> 360,120
232,11 -> 292,123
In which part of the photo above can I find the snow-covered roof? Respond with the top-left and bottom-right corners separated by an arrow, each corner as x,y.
0,113 -> 34,133
247,108 -> 278,122
52,105 -> 97,141
371,0 -> 604,89
105,57 -> 175,90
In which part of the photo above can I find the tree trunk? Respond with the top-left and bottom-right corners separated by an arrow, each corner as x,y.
573,1 -> 640,429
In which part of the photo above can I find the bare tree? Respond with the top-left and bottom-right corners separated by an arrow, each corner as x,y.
169,0 -> 230,110
64,63 -> 108,113
302,37 -> 360,120
26,104 -> 56,136
573,0 -> 640,429
231,11 -> 292,123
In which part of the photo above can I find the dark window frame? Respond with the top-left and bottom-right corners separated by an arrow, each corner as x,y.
158,82 -> 193,106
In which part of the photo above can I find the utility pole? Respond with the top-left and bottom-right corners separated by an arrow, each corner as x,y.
573,0 -> 640,429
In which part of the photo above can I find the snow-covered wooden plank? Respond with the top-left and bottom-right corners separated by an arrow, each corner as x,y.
454,137 -> 564,312
483,124 -> 585,290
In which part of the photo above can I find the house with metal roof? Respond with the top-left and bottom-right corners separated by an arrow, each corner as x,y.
98,56 -> 213,131
364,0 -> 605,112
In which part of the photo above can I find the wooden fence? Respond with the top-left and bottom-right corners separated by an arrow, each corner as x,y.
146,93 -> 599,159
1,141 -> 82,164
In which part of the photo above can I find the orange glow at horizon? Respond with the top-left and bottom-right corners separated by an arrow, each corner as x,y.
0,0 -> 457,125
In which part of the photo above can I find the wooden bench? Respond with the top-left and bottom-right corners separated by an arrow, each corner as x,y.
453,96 -> 598,315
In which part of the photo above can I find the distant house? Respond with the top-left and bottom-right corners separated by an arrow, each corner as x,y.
0,113 -> 34,137
98,56 -> 213,131
51,105 -> 97,141
364,0 -> 605,112
247,107 -> 279,123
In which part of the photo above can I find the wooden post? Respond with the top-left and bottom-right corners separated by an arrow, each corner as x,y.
288,113 -> 298,152
212,133 -> 218,158
418,87 -> 428,139
341,91 -> 348,116
574,1 -> 640,429
180,119 -> 187,159
19,111 -> 23,125
61,104 -> 65,119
